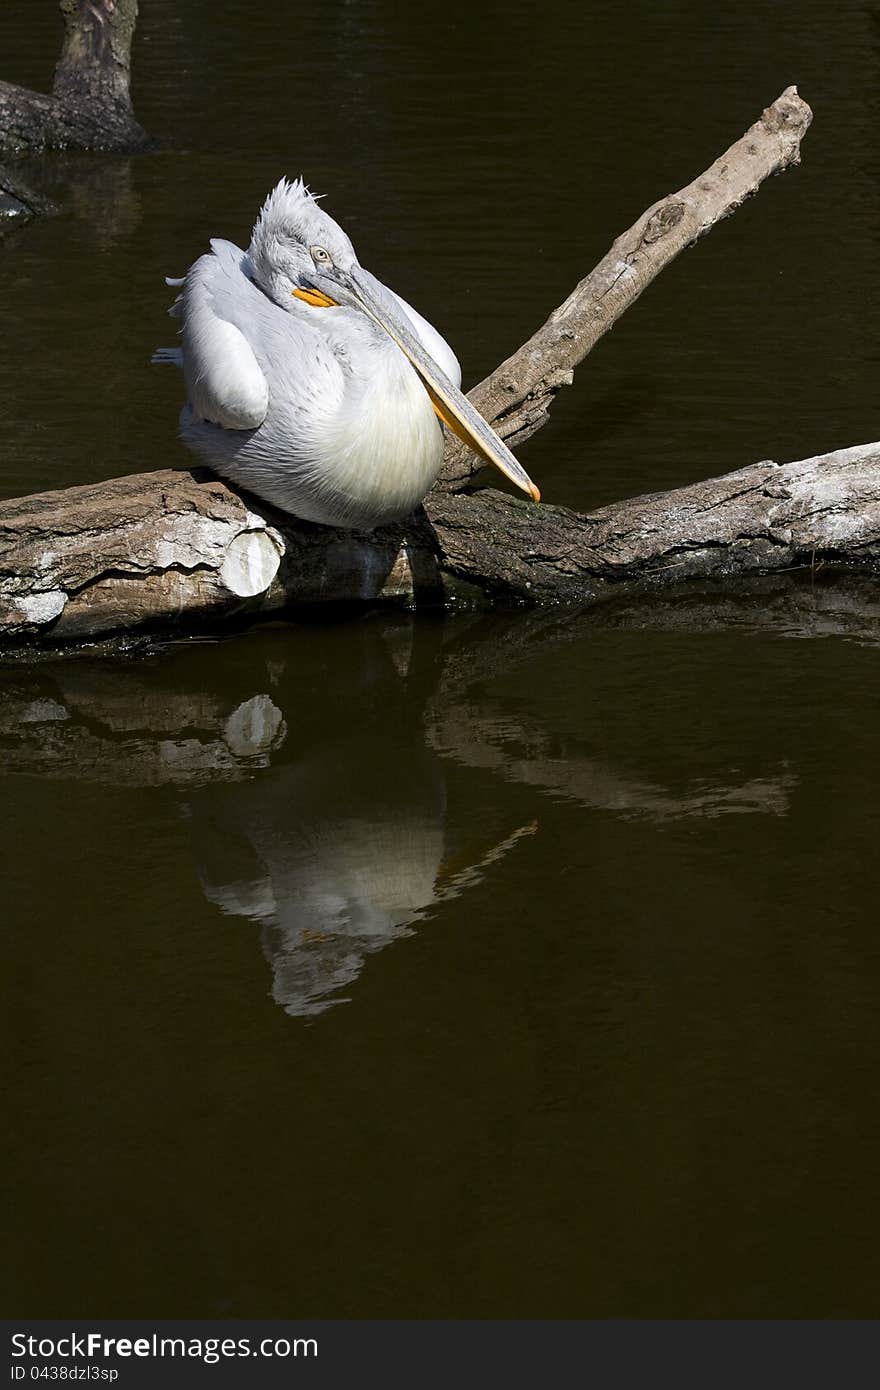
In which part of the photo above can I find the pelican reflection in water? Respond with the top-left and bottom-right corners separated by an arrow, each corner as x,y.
190,728 -> 450,1016
0,616 -> 795,1018
154,179 -> 540,527
173,623 -> 538,1017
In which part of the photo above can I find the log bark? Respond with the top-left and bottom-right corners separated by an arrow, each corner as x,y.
0,0 -> 148,158
1,442 -> 878,648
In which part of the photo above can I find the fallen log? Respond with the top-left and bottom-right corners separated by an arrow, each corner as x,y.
0,0 -> 149,158
4,83 -> 865,653
1,442 -> 878,647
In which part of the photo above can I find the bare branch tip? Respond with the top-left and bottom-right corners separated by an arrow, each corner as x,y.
762,86 -> 813,136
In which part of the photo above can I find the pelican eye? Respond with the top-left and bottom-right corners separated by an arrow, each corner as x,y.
311,246 -> 333,266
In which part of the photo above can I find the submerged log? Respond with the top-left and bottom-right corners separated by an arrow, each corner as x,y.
1,442 -> 878,646
0,0 -> 148,158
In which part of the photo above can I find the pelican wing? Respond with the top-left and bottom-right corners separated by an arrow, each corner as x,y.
178,239 -> 270,431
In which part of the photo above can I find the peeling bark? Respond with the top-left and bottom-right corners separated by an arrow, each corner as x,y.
0,0 -> 148,158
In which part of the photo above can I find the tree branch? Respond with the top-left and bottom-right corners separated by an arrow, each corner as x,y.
439,85 -> 812,488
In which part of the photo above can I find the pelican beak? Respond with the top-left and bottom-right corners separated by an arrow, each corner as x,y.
300,264 -> 541,504
293,286 -> 337,309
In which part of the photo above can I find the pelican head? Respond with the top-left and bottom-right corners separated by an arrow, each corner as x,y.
246,178 -> 541,504
247,178 -> 359,304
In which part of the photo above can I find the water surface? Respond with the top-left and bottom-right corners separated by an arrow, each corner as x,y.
2,0 -> 880,1318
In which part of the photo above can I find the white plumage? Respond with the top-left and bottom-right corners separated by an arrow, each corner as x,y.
155,179 -> 539,529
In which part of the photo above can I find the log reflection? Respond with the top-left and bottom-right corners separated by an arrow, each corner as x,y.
0,590 -> 832,1014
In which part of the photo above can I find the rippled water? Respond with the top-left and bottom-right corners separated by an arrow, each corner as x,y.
2,0 -> 880,1317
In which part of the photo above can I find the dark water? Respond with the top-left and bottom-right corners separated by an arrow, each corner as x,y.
2,1 -> 880,1317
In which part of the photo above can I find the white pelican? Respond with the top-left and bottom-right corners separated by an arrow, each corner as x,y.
154,178 -> 540,529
